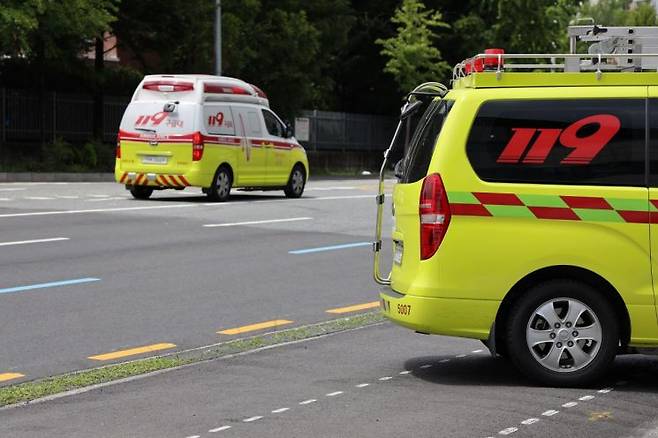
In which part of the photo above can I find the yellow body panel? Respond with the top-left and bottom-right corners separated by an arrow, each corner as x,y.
382,85 -> 658,347
115,139 -> 309,189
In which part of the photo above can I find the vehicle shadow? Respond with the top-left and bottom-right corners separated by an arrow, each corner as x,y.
136,193 -> 303,203
404,353 -> 658,391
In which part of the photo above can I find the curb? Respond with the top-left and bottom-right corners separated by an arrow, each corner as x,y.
0,173 -> 115,183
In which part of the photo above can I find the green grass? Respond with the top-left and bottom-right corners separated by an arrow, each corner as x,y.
0,311 -> 385,407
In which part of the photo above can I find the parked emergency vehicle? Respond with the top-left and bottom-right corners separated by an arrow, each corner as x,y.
374,25 -> 658,386
115,75 -> 308,201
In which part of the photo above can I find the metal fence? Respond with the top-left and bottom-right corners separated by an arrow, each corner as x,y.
0,89 -> 397,151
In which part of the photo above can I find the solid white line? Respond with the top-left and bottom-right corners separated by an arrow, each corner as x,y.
88,194 -> 110,198
271,407 -> 290,414
243,416 -> 263,423
579,395 -> 595,401
0,188 -> 25,192
299,399 -> 317,405
356,383 -> 370,388
326,391 -> 343,397
25,196 -> 54,200
56,196 -> 79,199
0,204 -> 195,218
521,418 -> 540,425
305,187 -> 357,191
542,410 -> 559,417
0,198 -> 10,201
208,426 -> 231,433
0,237 -> 69,247
203,217 -> 312,228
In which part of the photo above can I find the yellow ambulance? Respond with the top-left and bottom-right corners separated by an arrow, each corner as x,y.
115,75 -> 309,201
374,26 -> 658,386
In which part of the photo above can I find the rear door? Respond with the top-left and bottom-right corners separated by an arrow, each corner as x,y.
118,101 -> 197,178
232,105 -> 267,185
261,108 -> 291,184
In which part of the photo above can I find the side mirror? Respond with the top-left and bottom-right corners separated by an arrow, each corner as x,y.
400,100 -> 423,120
394,159 -> 405,179
284,123 -> 294,139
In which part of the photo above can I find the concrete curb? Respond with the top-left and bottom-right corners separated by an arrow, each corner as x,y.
0,173 -> 115,183
0,173 -> 380,183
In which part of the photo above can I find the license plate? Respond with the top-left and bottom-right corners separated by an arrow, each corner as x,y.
142,155 -> 168,165
393,241 -> 403,265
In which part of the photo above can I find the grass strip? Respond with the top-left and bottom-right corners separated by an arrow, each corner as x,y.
0,311 -> 385,407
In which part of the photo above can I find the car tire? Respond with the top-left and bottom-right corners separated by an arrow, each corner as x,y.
284,164 -> 305,198
207,166 -> 232,202
505,279 -> 618,387
130,186 -> 153,200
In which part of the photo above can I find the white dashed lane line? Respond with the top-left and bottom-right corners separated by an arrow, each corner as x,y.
184,350 -> 491,438
489,387 -> 615,437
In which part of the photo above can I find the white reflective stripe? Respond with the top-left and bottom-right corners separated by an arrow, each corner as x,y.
420,213 -> 445,224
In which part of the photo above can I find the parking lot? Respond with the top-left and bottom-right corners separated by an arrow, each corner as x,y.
1,179 -> 657,437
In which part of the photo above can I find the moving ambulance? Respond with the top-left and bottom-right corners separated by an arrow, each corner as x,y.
374,25 -> 658,386
115,75 -> 309,201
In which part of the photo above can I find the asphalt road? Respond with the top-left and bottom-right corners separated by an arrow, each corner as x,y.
0,179 -> 391,382
2,323 -> 658,438
2,178 -> 658,438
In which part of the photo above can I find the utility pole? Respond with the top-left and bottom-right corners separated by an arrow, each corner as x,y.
214,0 -> 222,76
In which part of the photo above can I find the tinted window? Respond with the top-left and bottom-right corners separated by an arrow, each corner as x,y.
262,110 -> 284,137
402,99 -> 453,183
467,99 -> 646,186
648,99 -> 658,187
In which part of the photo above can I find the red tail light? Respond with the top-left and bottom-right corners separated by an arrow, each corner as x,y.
192,131 -> 204,161
419,173 -> 451,260
116,134 -> 121,159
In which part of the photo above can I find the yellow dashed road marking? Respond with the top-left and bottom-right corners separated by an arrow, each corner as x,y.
0,372 -> 24,382
88,343 -> 176,361
589,412 -> 613,421
218,319 -> 293,335
326,301 -> 380,314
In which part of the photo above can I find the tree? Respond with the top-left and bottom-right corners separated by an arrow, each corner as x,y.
376,0 -> 450,93
576,0 -> 631,26
627,1 -> 657,26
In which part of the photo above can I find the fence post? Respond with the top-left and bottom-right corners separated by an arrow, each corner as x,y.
312,109 -> 318,151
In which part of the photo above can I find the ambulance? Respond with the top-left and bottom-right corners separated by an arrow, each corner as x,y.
374,25 -> 658,386
115,75 -> 309,201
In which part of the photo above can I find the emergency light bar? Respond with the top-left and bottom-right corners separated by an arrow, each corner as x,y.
453,25 -> 658,82
143,81 -> 194,92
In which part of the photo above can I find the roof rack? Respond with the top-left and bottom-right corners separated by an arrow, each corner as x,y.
453,25 -> 658,82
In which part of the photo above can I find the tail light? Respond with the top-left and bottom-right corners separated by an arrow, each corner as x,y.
143,81 -> 194,92
192,131 -> 204,161
116,134 -> 121,159
419,173 -> 451,260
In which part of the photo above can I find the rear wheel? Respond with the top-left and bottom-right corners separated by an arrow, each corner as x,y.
130,186 -> 153,200
284,165 -> 305,198
505,280 -> 618,386
207,166 -> 232,202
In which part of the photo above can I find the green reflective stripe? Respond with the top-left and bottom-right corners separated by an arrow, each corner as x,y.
517,194 -> 567,208
607,198 -> 648,212
573,209 -> 624,223
486,205 -> 535,218
448,191 -> 480,204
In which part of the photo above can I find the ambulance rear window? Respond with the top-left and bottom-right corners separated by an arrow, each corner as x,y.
120,102 -> 196,135
467,99 -> 646,187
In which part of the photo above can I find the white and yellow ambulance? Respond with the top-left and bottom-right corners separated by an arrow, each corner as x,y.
115,75 -> 309,201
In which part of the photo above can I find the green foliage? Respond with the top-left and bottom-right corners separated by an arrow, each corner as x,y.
376,0 -> 450,93
0,0 -> 117,61
576,0 -> 632,26
627,1 -> 657,26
